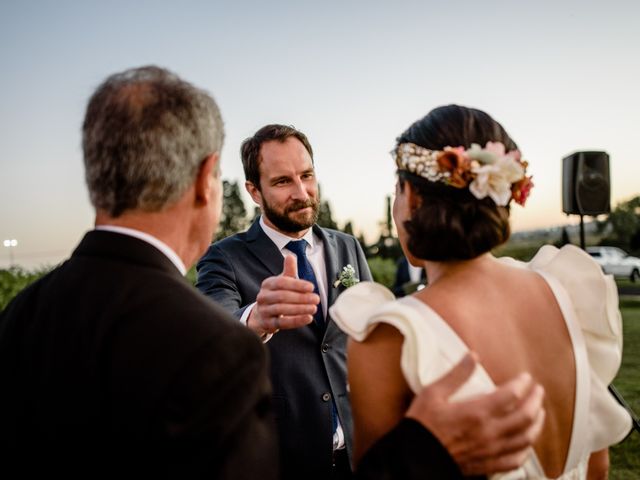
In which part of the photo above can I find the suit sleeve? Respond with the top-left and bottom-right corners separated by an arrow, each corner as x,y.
196,244 -> 248,319
392,258 -> 408,298
160,327 -> 278,480
355,418 -> 472,480
354,237 -> 373,282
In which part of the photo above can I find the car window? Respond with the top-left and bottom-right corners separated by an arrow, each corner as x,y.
611,248 -> 626,258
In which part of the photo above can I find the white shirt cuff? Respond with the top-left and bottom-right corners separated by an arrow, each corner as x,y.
240,302 -> 273,343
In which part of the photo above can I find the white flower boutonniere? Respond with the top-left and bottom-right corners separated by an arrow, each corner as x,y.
333,264 -> 359,288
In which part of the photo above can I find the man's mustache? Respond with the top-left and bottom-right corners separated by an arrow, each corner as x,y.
285,199 -> 317,214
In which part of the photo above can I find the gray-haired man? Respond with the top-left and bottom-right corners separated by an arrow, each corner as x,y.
0,66 -> 276,479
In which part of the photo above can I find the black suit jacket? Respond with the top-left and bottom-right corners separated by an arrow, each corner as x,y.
197,219 -> 373,479
356,419 -> 468,479
0,231 -> 277,479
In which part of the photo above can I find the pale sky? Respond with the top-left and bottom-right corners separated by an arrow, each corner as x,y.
1,0 -> 639,268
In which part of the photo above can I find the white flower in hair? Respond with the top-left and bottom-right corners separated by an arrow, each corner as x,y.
470,156 -> 525,206
467,142 -> 500,164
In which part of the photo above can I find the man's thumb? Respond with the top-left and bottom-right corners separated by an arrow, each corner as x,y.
429,352 -> 478,400
282,254 -> 298,278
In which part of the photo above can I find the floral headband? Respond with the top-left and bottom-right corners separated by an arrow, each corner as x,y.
392,141 -> 533,206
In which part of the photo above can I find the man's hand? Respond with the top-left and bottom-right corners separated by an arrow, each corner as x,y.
406,353 -> 545,476
247,255 -> 320,337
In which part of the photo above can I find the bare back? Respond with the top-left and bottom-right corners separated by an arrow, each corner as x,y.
416,255 -> 576,477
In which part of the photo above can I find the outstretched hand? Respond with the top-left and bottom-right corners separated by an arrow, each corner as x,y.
247,255 -> 320,337
406,353 -> 545,475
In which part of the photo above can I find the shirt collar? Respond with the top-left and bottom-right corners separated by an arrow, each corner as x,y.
95,225 -> 187,275
259,215 -> 315,252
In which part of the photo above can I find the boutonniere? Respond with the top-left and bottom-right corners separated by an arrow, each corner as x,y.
333,264 -> 359,288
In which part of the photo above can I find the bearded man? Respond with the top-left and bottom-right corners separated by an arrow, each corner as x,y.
196,124 -> 371,480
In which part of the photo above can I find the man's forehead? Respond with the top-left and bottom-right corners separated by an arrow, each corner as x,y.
258,138 -> 313,174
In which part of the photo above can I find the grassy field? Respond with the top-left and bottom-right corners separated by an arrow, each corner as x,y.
610,297 -> 640,479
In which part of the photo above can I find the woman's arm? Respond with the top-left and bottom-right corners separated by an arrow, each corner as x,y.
348,323 -> 413,465
587,449 -> 609,480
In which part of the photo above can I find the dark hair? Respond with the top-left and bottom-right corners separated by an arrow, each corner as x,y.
396,105 -> 515,261
240,124 -> 313,189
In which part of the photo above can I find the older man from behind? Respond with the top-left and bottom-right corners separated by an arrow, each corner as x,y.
0,66 -> 276,479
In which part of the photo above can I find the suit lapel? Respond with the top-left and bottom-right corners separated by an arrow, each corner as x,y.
314,226 -> 346,341
314,225 -> 341,309
245,219 -> 285,277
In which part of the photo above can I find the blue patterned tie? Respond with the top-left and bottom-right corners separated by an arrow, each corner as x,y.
286,240 -> 324,328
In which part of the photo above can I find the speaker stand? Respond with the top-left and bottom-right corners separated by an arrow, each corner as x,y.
579,215 -> 585,250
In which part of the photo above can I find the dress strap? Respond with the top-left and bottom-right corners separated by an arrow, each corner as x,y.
534,270 -> 591,472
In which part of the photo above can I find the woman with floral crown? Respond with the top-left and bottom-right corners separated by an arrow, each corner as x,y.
331,105 -> 631,479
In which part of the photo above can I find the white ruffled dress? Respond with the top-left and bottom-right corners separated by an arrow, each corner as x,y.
330,245 -> 632,479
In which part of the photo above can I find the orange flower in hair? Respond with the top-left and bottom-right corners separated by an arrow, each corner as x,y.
512,176 -> 534,206
437,147 -> 471,188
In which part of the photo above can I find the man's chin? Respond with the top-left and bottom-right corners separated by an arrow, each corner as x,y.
267,213 -> 315,234
289,210 -> 315,226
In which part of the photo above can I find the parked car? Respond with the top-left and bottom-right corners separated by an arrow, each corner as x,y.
586,246 -> 640,282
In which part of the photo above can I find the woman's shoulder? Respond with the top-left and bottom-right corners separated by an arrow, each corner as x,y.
331,282 -> 478,394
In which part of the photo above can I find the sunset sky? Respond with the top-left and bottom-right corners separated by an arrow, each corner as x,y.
1,0 -> 639,268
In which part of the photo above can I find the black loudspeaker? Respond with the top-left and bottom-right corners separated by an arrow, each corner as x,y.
562,151 -> 610,215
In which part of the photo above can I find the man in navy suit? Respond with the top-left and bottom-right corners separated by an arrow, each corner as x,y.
196,125 -> 547,479
197,124 -> 371,479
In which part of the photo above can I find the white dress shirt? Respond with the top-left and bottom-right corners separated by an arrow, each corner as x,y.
408,263 -> 424,284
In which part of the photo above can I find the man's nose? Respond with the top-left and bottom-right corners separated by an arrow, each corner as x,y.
291,179 -> 310,200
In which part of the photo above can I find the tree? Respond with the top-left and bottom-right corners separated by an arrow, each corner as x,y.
370,195 -> 402,259
251,205 -> 261,223
215,180 -> 248,240
317,197 -> 338,230
0,266 -> 52,311
601,195 -> 640,253
357,232 -> 368,254
342,221 -> 354,236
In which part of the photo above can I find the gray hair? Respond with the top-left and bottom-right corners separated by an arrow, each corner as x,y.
82,65 -> 224,217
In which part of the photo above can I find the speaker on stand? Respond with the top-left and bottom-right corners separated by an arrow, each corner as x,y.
562,151 -> 610,249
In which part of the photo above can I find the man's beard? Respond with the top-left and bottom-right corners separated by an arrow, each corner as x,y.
263,197 -> 320,234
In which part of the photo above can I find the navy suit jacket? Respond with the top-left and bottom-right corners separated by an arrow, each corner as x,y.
197,219 -> 372,479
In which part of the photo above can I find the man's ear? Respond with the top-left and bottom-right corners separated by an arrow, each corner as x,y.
245,180 -> 262,206
195,153 -> 220,205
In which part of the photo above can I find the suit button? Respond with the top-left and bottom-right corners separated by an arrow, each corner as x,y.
321,343 -> 330,353
322,392 -> 331,402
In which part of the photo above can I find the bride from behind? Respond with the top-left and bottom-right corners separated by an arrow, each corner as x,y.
331,105 -> 631,479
